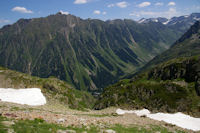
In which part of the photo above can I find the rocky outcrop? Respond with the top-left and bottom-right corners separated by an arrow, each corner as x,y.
195,72 -> 200,96
148,57 -> 200,96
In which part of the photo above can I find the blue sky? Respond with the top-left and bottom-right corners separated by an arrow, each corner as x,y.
0,0 -> 200,27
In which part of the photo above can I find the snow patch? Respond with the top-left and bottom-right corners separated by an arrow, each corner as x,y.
153,19 -> 158,22
163,19 -> 170,25
116,109 -> 134,115
60,10 -> 69,15
116,108 -> 200,131
116,109 -> 150,116
0,88 -> 46,106
194,17 -> 200,21
138,18 -> 146,23
133,109 -> 151,116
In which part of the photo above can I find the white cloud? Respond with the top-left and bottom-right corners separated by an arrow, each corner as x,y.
116,1 -> 128,8
12,6 -> 33,14
60,10 -> 69,15
130,11 -> 156,16
107,4 -> 115,8
93,10 -> 101,15
129,8 -> 179,18
93,10 -> 107,15
107,1 -> 128,8
168,2 -> 176,6
74,0 -> 88,4
102,12 -> 107,15
155,2 -> 163,6
0,19 -> 10,24
165,8 -> 178,18
129,13 -> 140,17
138,2 -> 151,8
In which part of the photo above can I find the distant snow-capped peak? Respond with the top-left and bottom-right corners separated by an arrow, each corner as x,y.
137,13 -> 200,26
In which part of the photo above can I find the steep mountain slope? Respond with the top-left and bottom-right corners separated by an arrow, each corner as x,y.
95,22 -> 200,117
0,66 -> 95,110
0,13 -> 181,91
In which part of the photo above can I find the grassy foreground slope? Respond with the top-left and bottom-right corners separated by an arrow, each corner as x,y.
0,66 -> 95,110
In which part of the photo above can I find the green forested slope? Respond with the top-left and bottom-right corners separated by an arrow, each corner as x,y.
0,13 -> 182,91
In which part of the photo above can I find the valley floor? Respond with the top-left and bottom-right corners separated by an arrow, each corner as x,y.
0,101 -> 197,133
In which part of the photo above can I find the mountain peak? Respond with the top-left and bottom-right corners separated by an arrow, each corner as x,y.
137,13 -> 200,26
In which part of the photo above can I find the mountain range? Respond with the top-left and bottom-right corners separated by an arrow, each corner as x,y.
0,12 -> 190,92
138,13 -> 200,33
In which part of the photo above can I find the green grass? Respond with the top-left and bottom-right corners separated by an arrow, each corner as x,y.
109,124 -> 185,133
75,113 -> 118,118
11,117 -> 100,133
12,118 -> 66,133
0,116 -> 7,133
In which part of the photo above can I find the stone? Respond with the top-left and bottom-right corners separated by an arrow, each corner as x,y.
7,129 -> 15,133
57,118 -> 65,123
57,130 -> 76,133
65,130 -> 76,133
104,129 -> 116,133
2,121 -> 15,127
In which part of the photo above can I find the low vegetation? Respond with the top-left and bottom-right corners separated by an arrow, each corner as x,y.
0,115 -> 185,133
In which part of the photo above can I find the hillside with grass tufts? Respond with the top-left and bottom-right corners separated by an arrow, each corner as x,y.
0,66 -> 95,110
